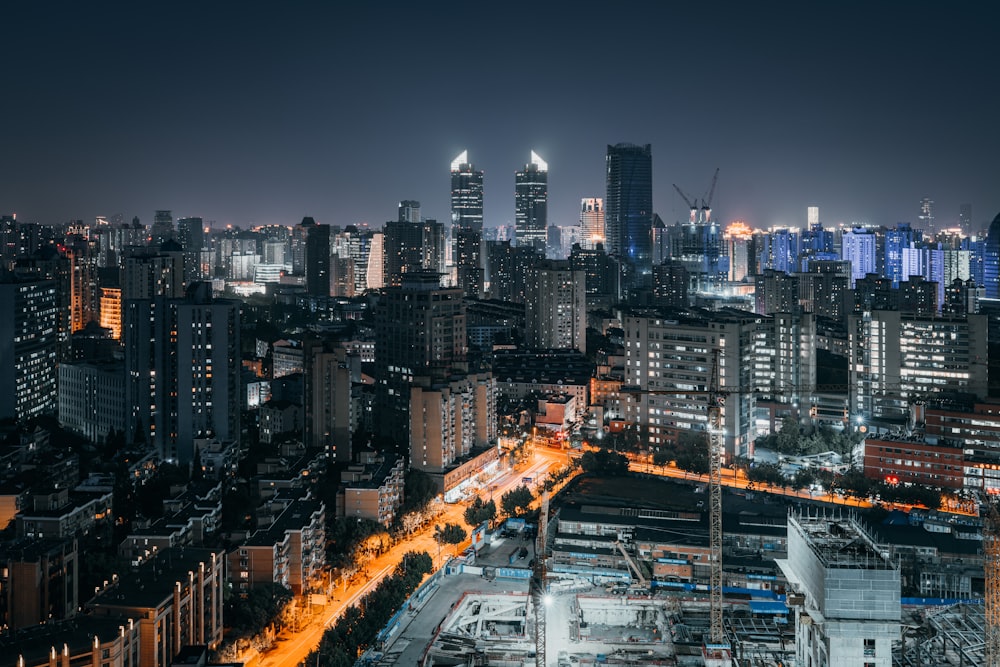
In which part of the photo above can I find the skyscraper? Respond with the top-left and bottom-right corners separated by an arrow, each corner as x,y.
579,198 -> 605,249
918,197 -> 934,231
451,151 -> 485,298
985,212 -> 1000,299
959,203 -> 973,236
383,202 -> 445,287
299,216 -> 331,297
605,143 -> 653,290
125,283 -> 241,463
841,227 -> 878,287
151,209 -> 174,245
515,151 -> 548,253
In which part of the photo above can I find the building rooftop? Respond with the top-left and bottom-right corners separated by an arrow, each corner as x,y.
791,512 -> 895,570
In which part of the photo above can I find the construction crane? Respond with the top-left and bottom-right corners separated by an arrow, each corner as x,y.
533,491 -> 549,667
700,168 -> 720,224
673,184 -> 699,224
986,503 -> 1000,666
706,349 -> 727,647
614,538 -> 647,588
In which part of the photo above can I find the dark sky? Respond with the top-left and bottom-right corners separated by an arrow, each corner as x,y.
2,2 -> 998,232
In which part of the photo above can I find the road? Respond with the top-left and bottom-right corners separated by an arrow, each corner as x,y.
253,445 -> 567,667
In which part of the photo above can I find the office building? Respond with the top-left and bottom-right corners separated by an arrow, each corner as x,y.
724,221 -> 753,282
605,143 -> 653,289
452,151 -> 485,298
580,197 -> 605,250
0,276 -> 59,421
778,511 -> 899,667
524,260 -> 586,353
124,283 -> 241,463
918,197 -> 934,231
514,151 -> 548,253
622,309 -> 757,460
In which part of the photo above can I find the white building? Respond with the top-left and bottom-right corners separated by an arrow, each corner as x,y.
778,511 -> 899,667
524,260 -> 587,353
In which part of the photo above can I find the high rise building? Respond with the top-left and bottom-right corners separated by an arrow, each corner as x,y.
122,243 -> 185,301
410,373 -> 497,477
605,143 -> 653,289
0,275 -> 59,422
985,212 -> 1000,299
959,203 -> 973,236
514,151 -> 548,253
579,198 -> 605,250
299,216 -> 331,297
623,309 -> 756,460
849,311 -> 988,423
778,511 -> 899,667
125,283 -> 241,463
383,202 -> 445,287
918,197 -> 934,231
177,216 -> 205,282
151,209 -> 174,245
724,221 -> 753,282
841,227 -> 878,286
451,151 -> 485,298
374,274 -> 467,448
305,341 -> 361,462
524,260 -> 586,353
485,240 -> 542,303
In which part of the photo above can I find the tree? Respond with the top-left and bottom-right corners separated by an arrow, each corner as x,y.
433,523 -> 467,560
579,449 -> 630,476
652,450 -> 673,468
673,431 -> 710,475
500,485 -> 534,518
401,469 -> 436,513
225,582 -> 293,638
463,497 -> 496,528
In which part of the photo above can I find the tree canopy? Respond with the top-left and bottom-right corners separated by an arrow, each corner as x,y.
500,485 -> 534,518
579,449 -> 630,475
463,497 -> 496,528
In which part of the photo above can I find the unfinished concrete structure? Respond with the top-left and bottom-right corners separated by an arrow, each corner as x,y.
778,510 -> 900,667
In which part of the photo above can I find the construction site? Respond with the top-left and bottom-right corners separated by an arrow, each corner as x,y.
357,473 -> 1000,667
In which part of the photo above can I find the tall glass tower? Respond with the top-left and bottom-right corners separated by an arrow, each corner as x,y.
985,212 -> 1000,299
515,151 -> 548,253
605,143 -> 652,289
451,151 -> 485,297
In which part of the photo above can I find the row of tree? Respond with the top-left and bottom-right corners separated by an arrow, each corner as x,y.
308,551 -> 433,667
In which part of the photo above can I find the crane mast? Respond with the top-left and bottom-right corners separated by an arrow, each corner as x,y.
533,491 -> 549,667
707,350 -> 726,645
986,504 -> 1000,666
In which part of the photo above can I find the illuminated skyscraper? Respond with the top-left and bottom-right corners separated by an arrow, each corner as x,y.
515,151 -> 548,253
0,275 -> 59,421
579,198 -> 605,249
959,203 -> 972,236
985,212 -> 1000,299
725,221 -> 753,282
451,151 -> 485,298
605,143 -> 652,290
841,227 -> 878,286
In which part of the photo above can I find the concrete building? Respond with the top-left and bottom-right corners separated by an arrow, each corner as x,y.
409,373 -> 497,481
88,547 -> 225,667
778,511 -> 899,667
579,197 -> 605,250
622,308 -> 757,460
0,538 -> 78,630
304,340 -> 362,462
524,260 -> 586,353
124,283 -> 241,463
0,276 -> 59,422
58,360 -> 127,443
339,453 -> 405,526
849,311 -> 988,424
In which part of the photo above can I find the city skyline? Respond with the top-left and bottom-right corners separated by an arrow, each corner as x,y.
2,3 -> 999,231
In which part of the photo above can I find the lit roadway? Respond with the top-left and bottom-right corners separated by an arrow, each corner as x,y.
252,446 -> 568,667
251,444 -> 944,666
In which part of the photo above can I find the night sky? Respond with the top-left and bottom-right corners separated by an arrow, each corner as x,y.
3,2 -> 998,232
